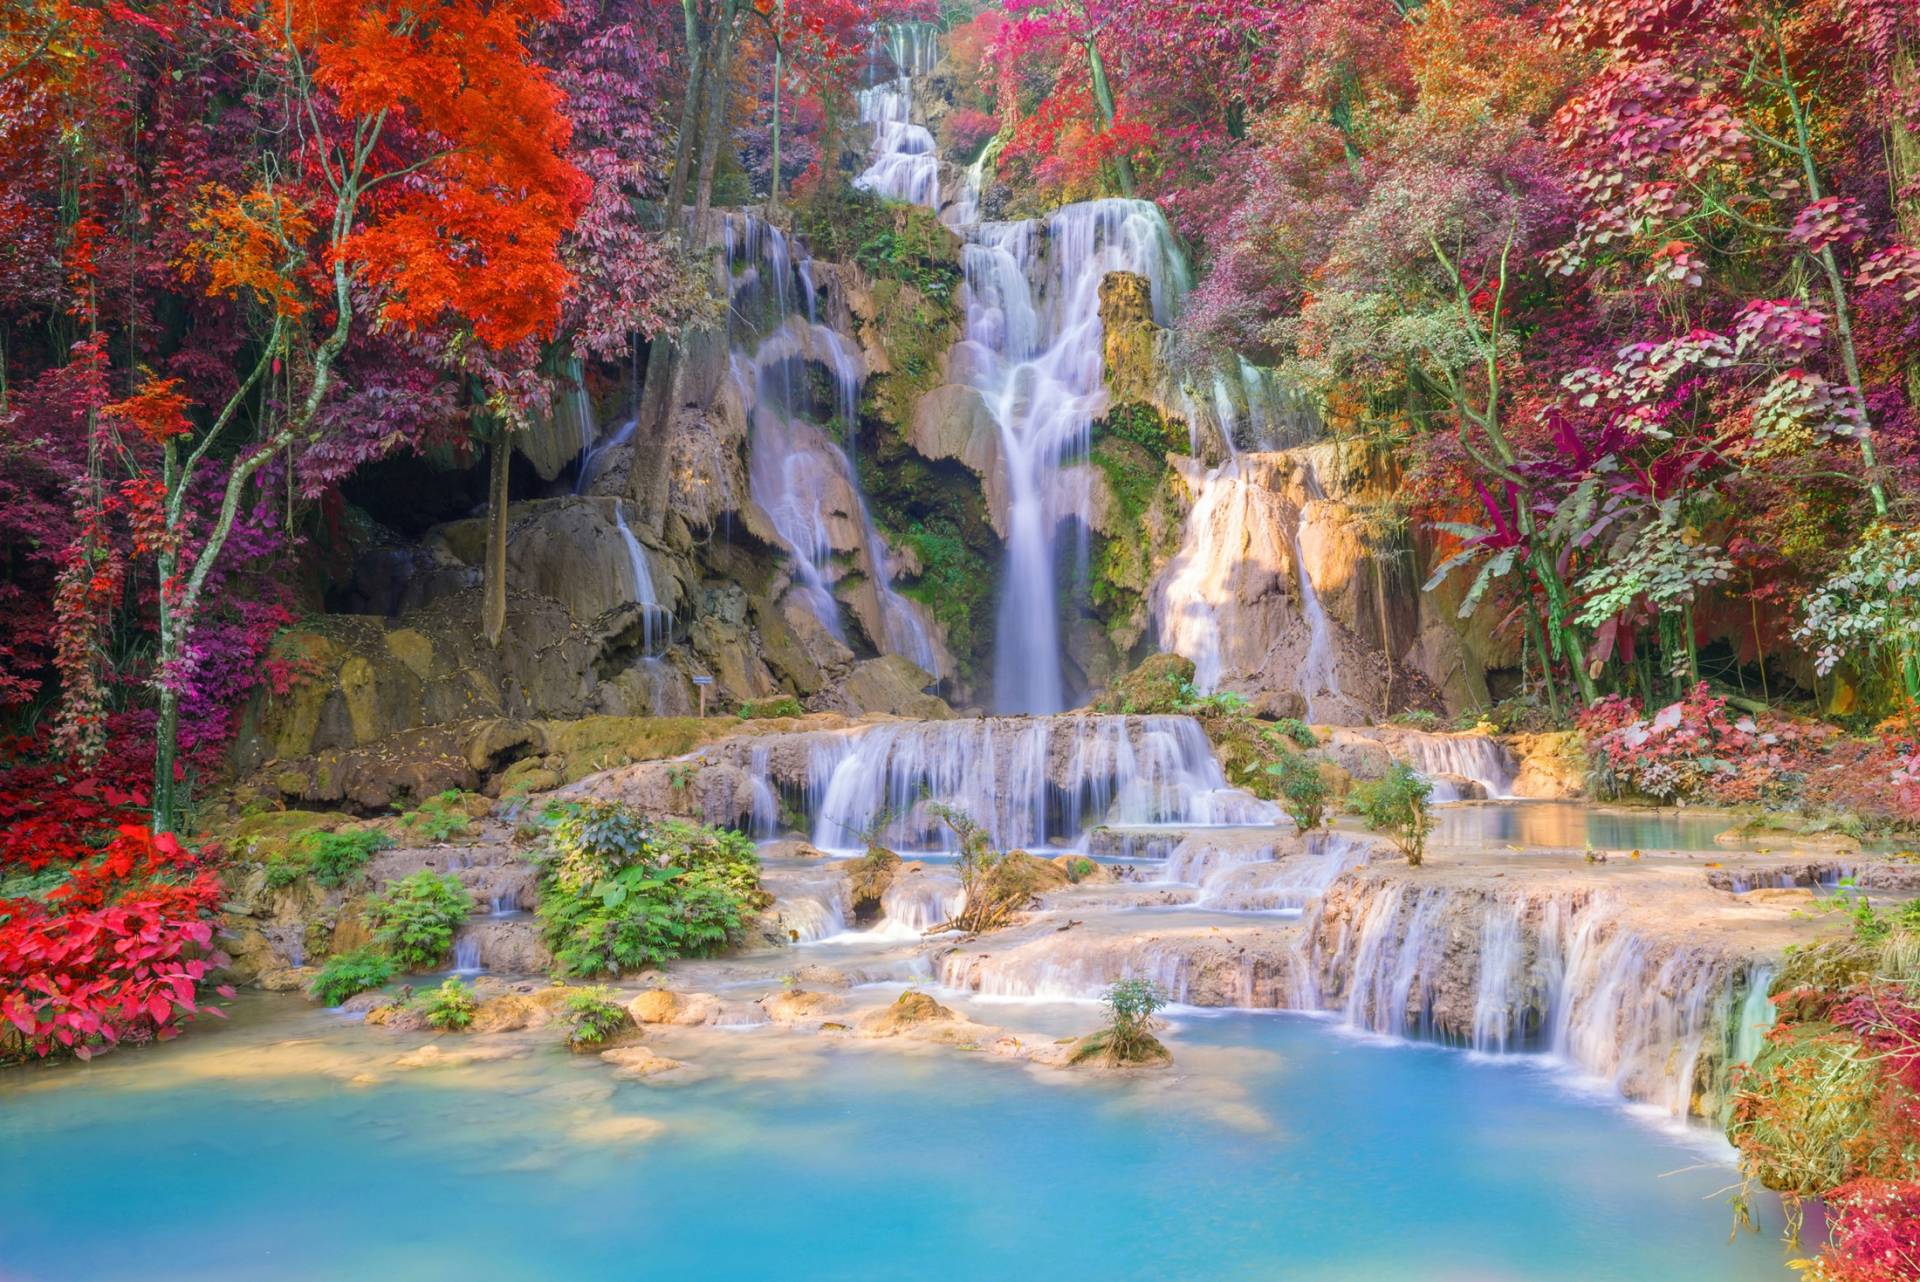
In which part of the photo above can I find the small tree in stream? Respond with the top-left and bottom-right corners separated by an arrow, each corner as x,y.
1349,764 -> 1434,867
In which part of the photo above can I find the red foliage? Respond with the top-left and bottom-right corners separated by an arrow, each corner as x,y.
0,824 -> 232,1061
1814,1180 -> 1920,1282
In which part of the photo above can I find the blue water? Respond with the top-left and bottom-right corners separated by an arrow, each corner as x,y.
0,999 -> 1796,1282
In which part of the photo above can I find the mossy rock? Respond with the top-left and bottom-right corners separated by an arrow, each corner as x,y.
1067,1028 -> 1171,1069
1095,653 -> 1195,715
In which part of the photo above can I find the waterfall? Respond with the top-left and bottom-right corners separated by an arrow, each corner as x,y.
574,414 -> 636,495
1186,832 -> 1372,914
855,24 -> 939,208
772,873 -> 852,944
790,714 -> 1275,852
451,931 -> 482,973
1153,456 -> 1294,697
724,212 -> 940,675
878,872 -> 966,935
612,500 -> 669,656
952,200 -> 1191,711
1391,731 -> 1520,800
1728,963 -> 1778,1069
1287,461 -> 1341,721
748,745 -> 780,838
1470,901 -> 1525,1052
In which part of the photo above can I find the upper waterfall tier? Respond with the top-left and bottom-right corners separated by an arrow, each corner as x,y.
957,199 -> 1191,713
721,212 -> 942,679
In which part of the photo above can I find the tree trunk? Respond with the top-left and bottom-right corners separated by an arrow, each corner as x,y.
1083,38 -> 1135,198
768,42 -> 782,210
152,685 -> 179,834
664,0 -> 707,234
692,2 -> 739,228
483,434 -> 510,647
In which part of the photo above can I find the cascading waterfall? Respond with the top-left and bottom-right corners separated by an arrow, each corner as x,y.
855,24 -> 939,208
1728,964 -> 1778,1070
1469,901 -> 1525,1052
574,414 -> 636,495
724,213 -> 940,676
1392,732 -> 1520,800
612,499 -> 669,656
956,201 -> 1191,712
1287,461 -> 1341,721
791,714 -> 1275,852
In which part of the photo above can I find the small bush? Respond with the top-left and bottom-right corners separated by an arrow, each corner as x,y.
536,801 -> 764,977
1266,751 -> 1328,831
1064,856 -> 1096,884
421,977 -> 477,1031
564,986 -> 634,1049
1073,978 -> 1170,1066
308,948 -> 395,1006
1348,763 -> 1433,866
303,829 -> 394,889
365,871 -> 473,970
1268,718 -> 1318,749
738,696 -> 804,720
401,791 -> 477,843
1390,709 -> 1442,730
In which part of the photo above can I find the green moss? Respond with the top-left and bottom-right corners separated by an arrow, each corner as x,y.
1092,401 -> 1186,455
890,518 -> 994,653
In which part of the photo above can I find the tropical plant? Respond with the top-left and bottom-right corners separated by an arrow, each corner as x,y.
563,986 -> 634,1049
307,948 -> 395,1007
1071,978 -> 1169,1066
925,800 -> 1037,933
1348,764 -> 1433,867
1266,751 -> 1328,832
1796,524 -> 1920,707
364,872 -> 474,971
421,978 -> 478,1031
535,802 -> 763,977
302,829 -> 395,889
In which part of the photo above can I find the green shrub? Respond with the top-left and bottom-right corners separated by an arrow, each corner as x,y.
536,801 -> 764,977
401,791 -> 476,842
1390,709 -> 1442,730
262,858 -> 307,890
563,986 -> 634,1049
303,829 -> 394,889
365,871 -> 473,970
1266,751 -> 1328,831
1072,978 -> 1170,1066
1348,763 -> 1434,866
1267,717 -> 1318,749
1064,856 -> 1097,884
738,696 -> 804,720
421,978 -> 477,1031
307,948 -> 396,1006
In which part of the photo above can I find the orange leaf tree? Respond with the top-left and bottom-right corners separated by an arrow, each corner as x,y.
136,0 -> 587,830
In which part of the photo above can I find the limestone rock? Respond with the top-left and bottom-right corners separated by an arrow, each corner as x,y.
1508,731 -> 1590,800
809,655 -> 953,720
626,990 -> 722,1027
600,1047 -> 691,1080
856,989 -> 957,1037
759,990 -> 840,1023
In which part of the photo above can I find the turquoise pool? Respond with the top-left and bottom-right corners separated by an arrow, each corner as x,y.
0,995 -> 1799,1281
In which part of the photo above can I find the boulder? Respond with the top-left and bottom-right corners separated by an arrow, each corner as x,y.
759,990 -> 840,1023
809,655 -> 953,720
1508,731 -> 1590,800
626,989 -> 722,1027
856,989 -> 957,1037
600,1046 -> 692,1080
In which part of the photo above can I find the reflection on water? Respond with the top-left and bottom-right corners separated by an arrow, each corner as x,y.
1433,802 -> 1737,852
0,995 -> 1798,1281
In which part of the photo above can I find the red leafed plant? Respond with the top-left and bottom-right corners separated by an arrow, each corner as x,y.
0,825 -> 234,1062
1807,1179 -> 1920,1282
